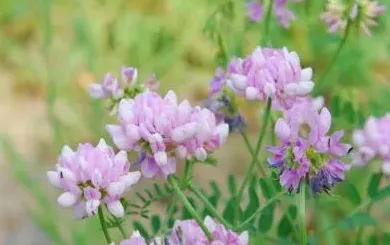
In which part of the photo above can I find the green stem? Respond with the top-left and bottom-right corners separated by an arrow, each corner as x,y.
168,175 -> 213,241
182,160 -> 193,186
239,130 -> 266,176
299,184 -> 307,245
314,19 -> 352,95
262,0 -> 274,45
237,98 -> 272,201
188,184 -> 232,229
98,206 -> 112,244
240,112 -> 299,241
238,192 -> 284,229
118,223 -> 127,239
319,199 -> 372,235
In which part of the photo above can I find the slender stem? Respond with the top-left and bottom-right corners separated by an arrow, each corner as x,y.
237,98 -> 272,201
238,192 -> 284,229
118,223 -> 127,239
298,184 -> 307,245
168,175 -> 213,241
262,0 -> 274,45
314,19 -> 352,95
239,130 -> 266,176
98,206 -> 112,244
182,160 -> 193,186
240,113 -> 299,241
319,199 -> 372,235
188,184 -> 232,229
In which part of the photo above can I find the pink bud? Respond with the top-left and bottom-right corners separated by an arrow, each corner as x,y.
108,200 -> 124,217
275,118 -> 291,141
58,192 -> 78,208
47,171 -> 61,188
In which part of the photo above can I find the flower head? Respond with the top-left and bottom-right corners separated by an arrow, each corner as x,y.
246,0 -> 297,28
246,1 -> 264,22
47,139 -> 141,218
267,99 -> 351,194
107,90 -> 229,179
88,66 -> 159,100
172,216 -> 248,245
352,114 -> 390,174
226,47 -> 314,110
321,0 -> 385,35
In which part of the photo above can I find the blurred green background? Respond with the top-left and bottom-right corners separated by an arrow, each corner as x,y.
1,0 -> 390,244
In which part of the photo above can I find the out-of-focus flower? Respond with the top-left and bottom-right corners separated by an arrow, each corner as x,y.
226,46 -> 314,110
107,90 -> 229,179
274,0 -> 296,28
355,0 -> 386,36
88,73 -> 123,99
47,139 -> 141,218
321,0 -> 348,33
267,99 -> 351,194
321,0 -> 385,35
172,216 -> 249,245
245,0 -> 297,28
114,231 -> 164,245
246,1 -> 264,22
352,114 -> 390,174
88,66 -> 159,100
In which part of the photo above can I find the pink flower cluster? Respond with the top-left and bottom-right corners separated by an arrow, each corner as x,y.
321,0 -> 385,35
267,98 -> 351,193
47,139 -> 141,218
88,66 -> 159,99
352,114 -> 390,174
226,47 -> 314,109
246,0 -> 297,28
115,216 -> 248,245
107,90 -> 229,179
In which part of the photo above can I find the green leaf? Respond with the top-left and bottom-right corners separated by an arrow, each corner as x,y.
338,212 -> 376,230
136,192 -> 147,203
228,174 -> 237,195
368,173 -> 382,199
243,177 -> 260,220
277,205 -> 297,238
257,203 -> 275,233
203,156 -> 218,166
223,197 -> 240,224
259,178 -> 273,199
133,221 -> 149,239
271,171 -> 282,192
182,197 -> 196,220
151,215 -> 161,234
344,181 -> 362,205
144,188 -> 154,200
153,183 -> 163,196
331,95 -> 341,117
372,186 -> 390,202
368,233 -> 379,245
344,101 -> 356,123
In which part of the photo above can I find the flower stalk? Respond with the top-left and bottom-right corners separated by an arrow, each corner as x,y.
98,206 -> 112,244
168,175 -> 214,241
299,183 -> 307,245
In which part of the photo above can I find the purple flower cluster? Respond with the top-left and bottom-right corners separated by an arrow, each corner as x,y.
246,0 -> 296,28
225,46 -> 314,110
47,139 -> 141,218
88,66 -> 159,100
321,0 -> 385,35
267,99 -> 351,193
352,114 -> 390,174
115,216 -> 248,245
107,90 -> 229,179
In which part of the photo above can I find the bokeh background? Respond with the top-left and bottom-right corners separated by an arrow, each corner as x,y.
1,0 -> 390,244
